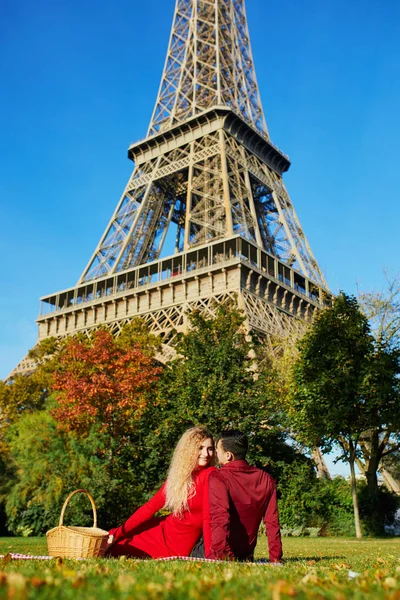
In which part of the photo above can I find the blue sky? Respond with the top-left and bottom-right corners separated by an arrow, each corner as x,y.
1,0 -> 399,473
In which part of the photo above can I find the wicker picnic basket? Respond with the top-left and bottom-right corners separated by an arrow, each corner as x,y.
46,489 -> 109,558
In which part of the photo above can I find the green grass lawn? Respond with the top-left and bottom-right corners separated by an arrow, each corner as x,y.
0,536 -> 399,599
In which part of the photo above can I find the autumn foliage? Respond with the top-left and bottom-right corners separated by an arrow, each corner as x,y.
51,330 -> 161,437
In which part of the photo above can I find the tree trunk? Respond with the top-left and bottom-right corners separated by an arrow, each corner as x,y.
349,452 -> 362,539
312,447 -> 332,480
359,437 -> 400,494
355,456 -> 367,477
380,467 -> 400,494
360,431 -> 387,535
364,430 -> 380,497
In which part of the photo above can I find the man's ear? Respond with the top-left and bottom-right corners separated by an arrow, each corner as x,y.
226,451 -> 234,462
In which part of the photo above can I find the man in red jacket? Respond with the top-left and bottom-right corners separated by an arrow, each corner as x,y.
204,430 -> 282,562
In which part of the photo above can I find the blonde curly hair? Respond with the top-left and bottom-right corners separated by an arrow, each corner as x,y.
165,426 -> 214,517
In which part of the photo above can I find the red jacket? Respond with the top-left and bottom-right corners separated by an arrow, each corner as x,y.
109,466 -> 215,558
204,460 -> 282,562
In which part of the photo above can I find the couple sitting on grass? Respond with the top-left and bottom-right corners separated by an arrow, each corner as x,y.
106,427 -> 282,563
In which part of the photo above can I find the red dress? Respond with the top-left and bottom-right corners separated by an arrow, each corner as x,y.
109,466 -> 215,558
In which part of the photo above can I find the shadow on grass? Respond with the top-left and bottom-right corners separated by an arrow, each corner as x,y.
283,556 -> 346,563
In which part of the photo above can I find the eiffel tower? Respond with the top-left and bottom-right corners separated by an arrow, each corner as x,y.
10,0 -> 329,377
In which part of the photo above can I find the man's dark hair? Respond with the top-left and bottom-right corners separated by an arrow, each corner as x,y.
218,430 -> 248,460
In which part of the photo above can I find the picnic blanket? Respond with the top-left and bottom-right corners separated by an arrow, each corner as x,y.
0,554 -> 52,561
0,553 -> 277,564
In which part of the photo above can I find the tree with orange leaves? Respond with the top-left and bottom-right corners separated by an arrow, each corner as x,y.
52,329 -> 161,439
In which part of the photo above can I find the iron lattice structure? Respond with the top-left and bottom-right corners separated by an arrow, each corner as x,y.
147,0 -> 268,138
10,0 -> 329,378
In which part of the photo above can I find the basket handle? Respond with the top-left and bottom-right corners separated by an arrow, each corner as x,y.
59,489 -> 98,528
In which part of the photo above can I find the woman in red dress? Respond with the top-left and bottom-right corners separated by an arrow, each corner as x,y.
107,426 -> 215,558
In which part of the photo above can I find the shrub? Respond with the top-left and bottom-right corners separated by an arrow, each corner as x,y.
358,482 -> 400,537
5,411 -> 146,535
276,462 -> 356,536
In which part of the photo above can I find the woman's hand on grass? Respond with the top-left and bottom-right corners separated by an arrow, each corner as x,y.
104,534 -> 115,557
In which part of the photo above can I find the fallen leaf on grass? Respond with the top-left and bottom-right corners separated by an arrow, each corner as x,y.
358,579 -> 372,593
6,573 -> 26,588
331,563 -> 351,571
300,572 -> 329,587
7,573 -> 27,599
374,569 -> 390,581
327,572 -> 339,584
223,569 -> 233,582
116,574 -> 136,592
72,575 -> 86,589
95,564 -> 111,575
44,575 -> 60,587
300,571 -> 318,585
270,579 -> 297,599
146,582 -> 165,594
383,577 -> 398,590
30,577 -> 47,588
60,569 -> 78,580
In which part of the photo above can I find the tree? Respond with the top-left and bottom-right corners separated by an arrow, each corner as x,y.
116,318 -> 162,357
0,372 -> 50,427
286,293 -> 378,538
358,271 -> 400,349
0,358 -> 57,535
51,329 -> 161,439
379,449 -> 400,493
144,305 -> 307,486
4,321 -> 164,533
5,410 -> 147,534
358,272 -> 400,494
358,343 -> 400,496
262,332 -> 332,480
153,306 -> 270,441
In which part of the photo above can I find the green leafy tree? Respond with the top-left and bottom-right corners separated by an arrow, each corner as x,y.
142,305 -> 309,491
286,292 -> 400,536
286,293 -> 376,538
260,332 -> 333,480
5,410 -> 147,534
358,272 -> 400,494
358,343 -> 400,491
116,318 -> 162,357
0,354 -> 58,534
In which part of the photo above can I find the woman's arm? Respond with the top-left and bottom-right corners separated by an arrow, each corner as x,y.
201,467 -> 216,558
110,482 -> 167,542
